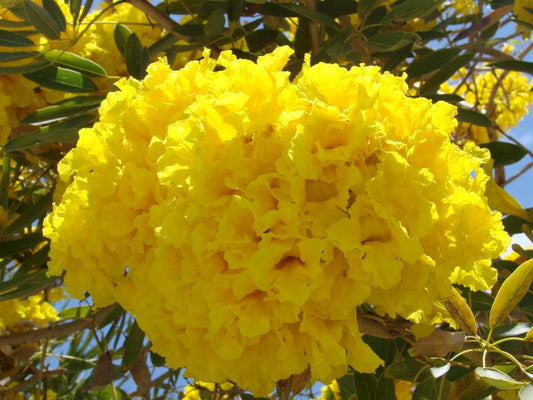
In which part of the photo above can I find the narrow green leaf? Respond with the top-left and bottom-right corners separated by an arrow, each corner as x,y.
148,32 -> 181,56
0,60 -> 50,74
356,0 -> 379,17
337,373 -> 356,400
260,2 -> 340,28
519,384 -> 533,400
480,142 -> 528,167
475,367 -> 524,390
69,0 -> 82,25
98,304 -> 125,328
456,107 -> 492,127
121,321 -> 145,370
0,234 -> 43,258
383,42 -> 412,71
43,0 -> 67,31
0,20 -> 31,28
0,154 -> 9,211
312,27 -> 352,63
114,23 -> 133,57
489,60 -> 533,74
413,377 -> 437,400
23,0 -> 61,39
367,31 -> 419,51
78,0 -> 94,24
22,95 -> 105,124
0,28 -> 34,47
0,51 -> 38,62
58,305 -> 92,319
204,8 -> 226,38
24,65 -> 98,92
382,0 -> 443,24
43,49 -> 107,76
353,372 -> 376,400
149,350 -> 165,367
3,192 -> 52,236
245,29 -> 278,52
316,0 -> 357,18
420,53 -> 473,94
0,274 -> 56,301
374,375 -> 396,400
406,48 -> 462,78
228,0 -> 245,22
124,33 -> 149,79
385,360 -> 431,382
3,114 -> 92,152
423,93 -> 464,103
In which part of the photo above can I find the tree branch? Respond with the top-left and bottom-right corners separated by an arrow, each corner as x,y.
0,305 -> 116,347
128,0 -> 179,33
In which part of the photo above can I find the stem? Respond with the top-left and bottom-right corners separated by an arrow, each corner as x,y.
128,0 -> 178,32
306,0 -> 320,55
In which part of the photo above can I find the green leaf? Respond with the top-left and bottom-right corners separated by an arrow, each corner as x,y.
43,49 -> 107,76
406,48 -> 462,78
2,192 -> 52,236
420,53 -> 473,94
245,29 -> 279,52
489,60 -> 533,74
0,51 -> 38,62
23,0 -> 61,39
228,0 -> 245,22
374,375 -> 396,400
148,32 -> 182,56
383,42 -> 412,71
114,23 -> 133,57
78,0 -> 94,24
358,0 -> 380,17
502,211 -> 533,235
0,28 -> 35,47
204,8 -> 226,38
121,321 -> 145,370
353,372 -> 376,400
519,384 -> 533,400
367,31 -> 419,52
0,20 -> 31,28
337,373 -> 356,400
475,367 -> 525,390
98,304 -> 125,328
479,142 -> 528,167
43,0 -> 67,32
312,27 -> 352,63
382,0 -> 443,24
429,363 -> 451,379
172,23 -> 206,37
150,350 -> 165,367
22,95 -> 105,124
413,377 -> 437,400
0,234 -> 43,258
58,305 -> 92,319
261,2 -> 341,28
125,33 -> 150,80
0,60 -> 50,74
456,107 -> 492,127
3,114 -> 92,152
385,359 -> 431,382
0,154 -> 9,211
69,0 -> 82,25
316,0 -> 357,18
24,65 -> 98,92
423,93 -> 464,103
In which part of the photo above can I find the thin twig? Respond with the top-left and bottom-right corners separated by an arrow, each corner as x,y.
128,0 -> 178,32
504,161 -> 533,187
0,305 -> 115,346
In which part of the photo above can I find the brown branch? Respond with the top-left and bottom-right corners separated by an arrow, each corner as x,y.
128,0 -> 180,34
0,368 -> 66,394
0,305 -> 116,347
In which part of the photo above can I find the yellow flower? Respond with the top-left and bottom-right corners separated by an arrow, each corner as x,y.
0,294 -> 59,333
44,47 -> 509,395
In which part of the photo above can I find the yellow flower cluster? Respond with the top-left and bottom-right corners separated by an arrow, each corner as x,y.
182,382 -> 234,400
442,67 -> 533,144
0,293 -> 59,333
44,47 -> 509,395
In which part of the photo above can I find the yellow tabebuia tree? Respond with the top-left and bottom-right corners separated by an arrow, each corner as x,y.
1,0 -> 533,399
